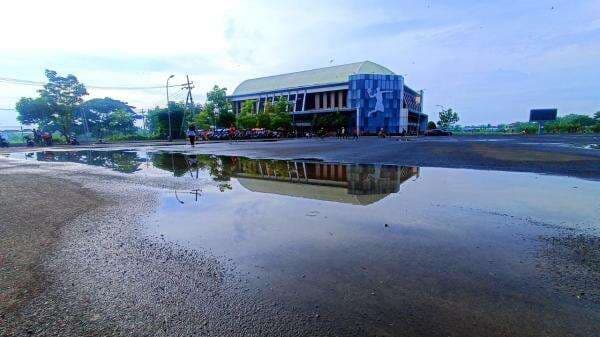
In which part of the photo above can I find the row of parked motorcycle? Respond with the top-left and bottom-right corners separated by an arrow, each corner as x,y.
196,128 -> 282,140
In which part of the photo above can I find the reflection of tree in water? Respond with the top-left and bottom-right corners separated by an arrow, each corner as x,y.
150,152 -> 191,177
34,150 -> 143,173
149,152 -> 235,182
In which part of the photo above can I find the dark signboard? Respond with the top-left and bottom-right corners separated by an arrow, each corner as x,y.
530,109 -> 557,122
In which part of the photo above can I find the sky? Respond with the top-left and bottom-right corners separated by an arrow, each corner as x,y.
0,0 -> 599,128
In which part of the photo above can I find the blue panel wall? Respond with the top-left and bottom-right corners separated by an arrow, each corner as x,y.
348,74 -> 404,134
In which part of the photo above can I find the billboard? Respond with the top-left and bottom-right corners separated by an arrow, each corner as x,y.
529,109 -> 557,122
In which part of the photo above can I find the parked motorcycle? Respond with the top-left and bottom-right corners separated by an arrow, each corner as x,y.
0,135 -> 9,147
23,135 -> 35,147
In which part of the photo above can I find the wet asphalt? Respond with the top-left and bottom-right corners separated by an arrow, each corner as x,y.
20,134 -> 594,179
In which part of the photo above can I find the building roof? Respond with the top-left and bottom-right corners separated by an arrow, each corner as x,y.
232,61 -> 395,96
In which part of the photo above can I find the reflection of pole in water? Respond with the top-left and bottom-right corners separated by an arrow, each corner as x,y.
174,190 -> 184,204
174,188 -> 202,204
191,189 -> 201,201
170,153 -> 175,177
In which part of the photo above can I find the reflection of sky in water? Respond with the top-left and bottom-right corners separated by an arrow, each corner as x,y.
147,166 -> 600,335
149,167 -> 600,266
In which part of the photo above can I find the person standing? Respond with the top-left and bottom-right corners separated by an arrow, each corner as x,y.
187,124 -> 197,147
341,126 -> 346,139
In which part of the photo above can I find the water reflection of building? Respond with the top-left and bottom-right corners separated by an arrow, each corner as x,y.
233,160 -> 418,205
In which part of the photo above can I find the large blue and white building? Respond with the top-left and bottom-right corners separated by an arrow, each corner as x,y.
228,61 -> 427,134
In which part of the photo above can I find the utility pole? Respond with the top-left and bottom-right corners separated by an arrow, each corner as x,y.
166,75 -> 175,141
180,75 -> 195,133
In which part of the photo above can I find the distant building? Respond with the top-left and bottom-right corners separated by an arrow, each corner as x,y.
228,61 -> 428,134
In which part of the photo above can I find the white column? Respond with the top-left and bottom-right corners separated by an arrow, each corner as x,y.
302,90 -> 307,111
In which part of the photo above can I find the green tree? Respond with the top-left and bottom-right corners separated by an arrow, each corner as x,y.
314,111 -> 346,131
236,101 -> 257,129
77,97 -> 137,137
147,103 -> 186,138
256,111 -> 271,128
241,100 -> 255,115
270,111 -> 292,130
270,97 -> 292,130
38,70 -> 88,140
263,101 -> 275,115
16,97 -> 53,129
545,114 -> 596,133
237,113 -> 257,129
206,85 -> 230,114
218,111 -> 236,127
108,109 -> 137,134
594,111 -> 600,121
274,97 -> 292,113
195,109 -> 214,130
438,108 -> 459,129
427,121 -> 437,130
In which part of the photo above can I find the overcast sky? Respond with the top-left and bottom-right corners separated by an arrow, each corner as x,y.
1,0 -> 599,127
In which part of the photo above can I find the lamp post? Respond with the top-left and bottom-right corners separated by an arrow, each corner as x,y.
166,74 -> 175,141
213,106 -> 219,129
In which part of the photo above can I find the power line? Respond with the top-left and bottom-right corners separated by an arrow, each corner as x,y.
0,76 -> 187,90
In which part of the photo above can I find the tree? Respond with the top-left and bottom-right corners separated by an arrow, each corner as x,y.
236,101 -> 257,129
206,85 -> 230,114
427,121 -> 437,130
314,111 -> 346,131
256,111 -> 271,128
147,103 -> 186,138
274,97 -> 292,113
16,97 -> 53,129
270,97 -> 292,130
241,100 -> 255,115
38,70 -> 88,140
77,97 -> 137,137
218,111 -> 236,127
108,109 -> 137,134
545,114 -> 596,133
237,113 -> 257,129
195,110 -> 214,130
201,85 -> 233,128
263,101 -> 275,115
271,111 -> 292,130
594,111 -> 600,121
438,108 -> 459,129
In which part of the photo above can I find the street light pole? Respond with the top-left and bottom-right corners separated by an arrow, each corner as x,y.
166,74 -> 175,141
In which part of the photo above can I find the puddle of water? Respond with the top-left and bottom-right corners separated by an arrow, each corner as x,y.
8,149 -> 600,335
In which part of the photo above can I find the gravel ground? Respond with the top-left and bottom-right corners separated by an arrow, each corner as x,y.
0,159 -> 350,337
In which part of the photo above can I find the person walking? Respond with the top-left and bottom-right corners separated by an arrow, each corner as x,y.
341,126 -> 346,139
187,124 -> 197,147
